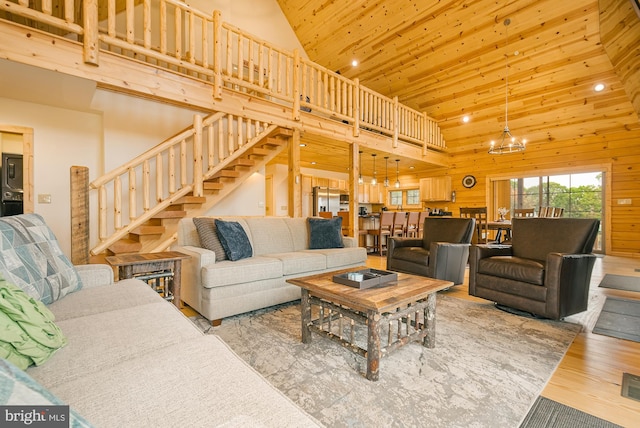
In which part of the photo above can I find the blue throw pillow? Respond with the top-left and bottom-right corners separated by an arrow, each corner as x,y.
308,217 -> 344,249
214,220 -> 253,261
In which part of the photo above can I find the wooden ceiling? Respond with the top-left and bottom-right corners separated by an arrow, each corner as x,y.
275,0 -> 640,176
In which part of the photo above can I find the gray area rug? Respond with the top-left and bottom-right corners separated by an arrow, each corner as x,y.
191,295 -> 581,427
592,297 -> 640,342
520,396 -> 622,428
598,274 -> 640,292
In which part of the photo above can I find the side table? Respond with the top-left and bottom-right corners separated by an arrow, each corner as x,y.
105,251 -> 189,308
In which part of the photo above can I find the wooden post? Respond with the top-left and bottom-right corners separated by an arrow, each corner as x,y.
70,166 -> 89,265
393,96 -> 399,148
292,49 -> 301,121
366,310 -> 381,381
349,143 -> 360,238
193,114 -> 204,197
301,289 -> 312,343
289,129 -> 302,218
353,78 -> 360,137
82,0 -> 99,65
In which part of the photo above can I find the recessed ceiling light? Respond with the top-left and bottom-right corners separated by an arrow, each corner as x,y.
462,116 -> 470,123
311,161 -> 316,165
409,166 -> 414,169
594,83 -> 605,92
299,143 -> 306,147
351,59 -> 358,67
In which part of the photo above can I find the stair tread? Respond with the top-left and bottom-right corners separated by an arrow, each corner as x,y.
130,226 -> 165,235
108,239 -> 143,254
152,210 -> 187,219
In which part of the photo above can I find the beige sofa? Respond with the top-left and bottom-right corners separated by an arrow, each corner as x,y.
0,214 -> 320,427
174,216 -> 368,323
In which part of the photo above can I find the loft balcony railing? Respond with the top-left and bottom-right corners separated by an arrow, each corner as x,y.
0,0 -> 446,152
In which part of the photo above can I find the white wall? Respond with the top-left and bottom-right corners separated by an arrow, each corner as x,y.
187,0 -> 307,55
0,97 -> 103,255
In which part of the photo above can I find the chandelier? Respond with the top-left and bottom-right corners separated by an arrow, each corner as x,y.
489,18 -> 526,155
358,150 -> 363,184
394,159 -> 400,188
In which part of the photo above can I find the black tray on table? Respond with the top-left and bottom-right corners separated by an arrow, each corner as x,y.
332,268 -> 398,289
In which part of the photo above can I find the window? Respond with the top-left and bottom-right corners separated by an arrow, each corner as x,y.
406,189 -> 420,205
389,190 -> 402,206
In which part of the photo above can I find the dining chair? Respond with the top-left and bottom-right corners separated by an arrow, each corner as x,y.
538,206 -> 551,217
367,211 -> 395,255
392,211 -> 407,237
337,211 -> 367,240
417,210 -> 430,238
513,208 -> 535,218
460,207 -> 491,244
318,211 -> 333,219
405,212 -> 420,237
552,207 -> 564,217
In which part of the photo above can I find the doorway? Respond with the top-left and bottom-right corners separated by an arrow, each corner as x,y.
0,126 -> 32,215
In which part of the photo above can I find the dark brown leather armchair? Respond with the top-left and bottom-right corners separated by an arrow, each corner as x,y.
469,218 -> 600,320
387,217 -> 476,285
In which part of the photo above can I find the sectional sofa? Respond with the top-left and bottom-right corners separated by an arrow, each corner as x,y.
0,214 -> 320,427
175,216 -> 368,323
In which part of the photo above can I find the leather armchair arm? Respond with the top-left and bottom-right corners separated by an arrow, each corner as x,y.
469,244 -> 513,292
429,242 -> 471,285
544,252 -> 597,319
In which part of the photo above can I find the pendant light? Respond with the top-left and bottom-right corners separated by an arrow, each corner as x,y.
394,159 -> 400,188
488,18 -> 526,154
383,156 -> 390,187
358,150 -> 363,184
371,154 -> 377,186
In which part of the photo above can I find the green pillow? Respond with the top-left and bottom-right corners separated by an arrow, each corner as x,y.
0,276 -> 67,370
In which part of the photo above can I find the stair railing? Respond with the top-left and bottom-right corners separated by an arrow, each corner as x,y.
1,0 -> 447,152
89,111 -> 274,255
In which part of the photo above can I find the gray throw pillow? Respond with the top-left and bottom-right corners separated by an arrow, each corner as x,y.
308,217 -> 344,249
192,218 -> 227,261
214,219 -> 253,261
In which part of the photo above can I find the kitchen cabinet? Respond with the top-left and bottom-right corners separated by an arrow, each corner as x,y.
420,177 -> 452,202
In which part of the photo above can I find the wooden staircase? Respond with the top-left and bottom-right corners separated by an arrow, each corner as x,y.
92,121 -> 292,257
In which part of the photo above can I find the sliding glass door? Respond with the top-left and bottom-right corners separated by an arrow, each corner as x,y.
498,171 -> 604,252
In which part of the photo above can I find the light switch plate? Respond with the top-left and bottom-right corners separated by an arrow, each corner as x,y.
38,194 -> 51,204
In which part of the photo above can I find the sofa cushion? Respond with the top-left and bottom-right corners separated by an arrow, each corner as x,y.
478,256 -> 545,285
27,301 -> 203,388
244,217 -> 295,255
47,279 -> 160,321
215,219 -> 253,261
0,277 -> 67,370
304,247 -> 367,269
265,252 -> 327,275
0,358 -> 93,427
201,257 -> 283,288
45,336 -> 320,428
0,213 -> 82,304
308,217 -> 344,249
192,217 -> 227,261
286,217 -> 312,251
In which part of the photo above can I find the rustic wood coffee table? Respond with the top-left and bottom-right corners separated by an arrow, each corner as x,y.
287,267 -> 453,381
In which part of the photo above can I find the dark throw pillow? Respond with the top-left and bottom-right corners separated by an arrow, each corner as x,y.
214,219 -> 253,261
193,217 -> 227,261
308,217 -> 344,249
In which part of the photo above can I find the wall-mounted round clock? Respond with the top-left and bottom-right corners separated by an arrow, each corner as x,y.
462,175 -> 476,188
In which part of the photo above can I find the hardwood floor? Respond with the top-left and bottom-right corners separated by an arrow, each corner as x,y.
366,253 -> 640,426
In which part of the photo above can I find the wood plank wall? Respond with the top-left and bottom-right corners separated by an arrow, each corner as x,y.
415,129 -> 640,257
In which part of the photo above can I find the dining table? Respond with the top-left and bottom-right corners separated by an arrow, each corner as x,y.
487,220 -> 512,243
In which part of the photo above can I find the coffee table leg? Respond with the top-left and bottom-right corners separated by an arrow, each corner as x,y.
423,293 -> 437,348
366,311 -> 381,381
301,289 -> 312,344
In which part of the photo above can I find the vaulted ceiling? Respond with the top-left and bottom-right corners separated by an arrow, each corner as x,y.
276,0 -> 640,174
